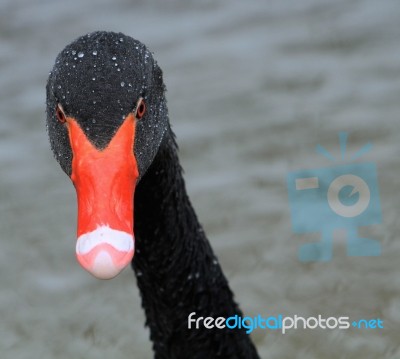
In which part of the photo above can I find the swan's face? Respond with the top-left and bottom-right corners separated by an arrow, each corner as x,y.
46,32 -> 168,279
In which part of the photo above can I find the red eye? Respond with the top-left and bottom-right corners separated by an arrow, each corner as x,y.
56,104 -> 66,124
135,98 -> 146,120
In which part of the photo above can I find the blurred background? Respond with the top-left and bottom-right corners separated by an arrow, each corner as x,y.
0,0 -> 399,358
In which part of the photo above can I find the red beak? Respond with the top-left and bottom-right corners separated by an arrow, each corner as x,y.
66,114 -> 138,279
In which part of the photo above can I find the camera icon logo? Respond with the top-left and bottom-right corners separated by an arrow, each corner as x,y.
287,133 -> 382,262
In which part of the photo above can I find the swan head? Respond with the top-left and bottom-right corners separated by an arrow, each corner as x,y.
46,31 -> 168,279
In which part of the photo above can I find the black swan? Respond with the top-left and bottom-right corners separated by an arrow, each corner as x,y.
46,31 -> 260,359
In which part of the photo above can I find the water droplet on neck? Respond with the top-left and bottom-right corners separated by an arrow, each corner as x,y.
92,50 -> 98,56
120,82 -> 125,87
77,51 -> 84,58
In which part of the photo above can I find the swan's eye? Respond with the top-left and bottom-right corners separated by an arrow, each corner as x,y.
56,104 -> 66,124
135,97 -> 146,120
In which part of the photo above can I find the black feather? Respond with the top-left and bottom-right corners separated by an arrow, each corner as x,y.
47,31 -> 260,359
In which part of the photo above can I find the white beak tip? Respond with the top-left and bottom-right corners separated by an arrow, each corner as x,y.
75,226 -> 134,280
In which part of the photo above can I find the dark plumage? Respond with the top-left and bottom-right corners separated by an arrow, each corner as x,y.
46,31 -> 167,177
47,31 -> 260,359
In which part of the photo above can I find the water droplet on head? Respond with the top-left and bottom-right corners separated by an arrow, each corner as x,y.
57,85 -> 61,89
92,77 -> 96,81
120,82 -> 125,87
71,50 -> 76,55
119,38 -> 124,42
92,50 -> 97,56
92,119 -> 96,124
112,56 -> 117,61
78,51 -> 84,58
